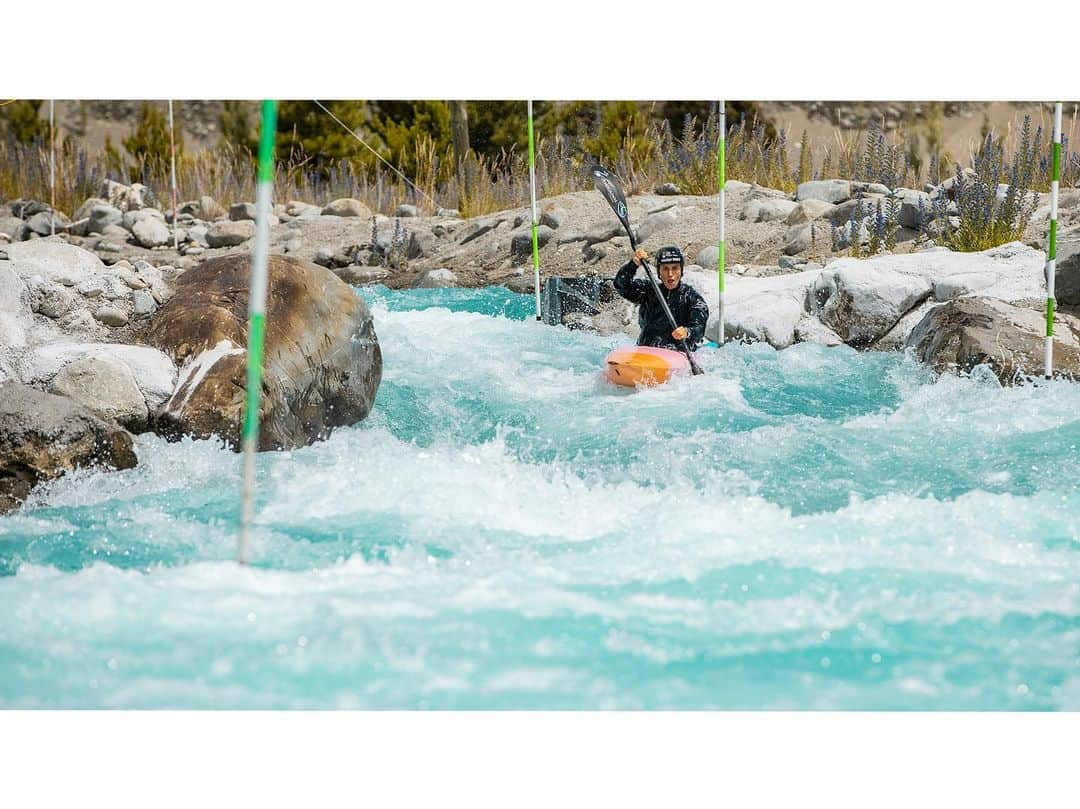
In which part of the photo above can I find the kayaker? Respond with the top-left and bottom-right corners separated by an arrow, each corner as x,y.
613,245 -> 710,351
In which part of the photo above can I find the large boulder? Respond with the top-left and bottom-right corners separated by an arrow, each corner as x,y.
812,263 -> 933,346
146,254 -> 382,450
706,270 -> 818,349
906,297 -> 1080,384
0,381 -> 137,513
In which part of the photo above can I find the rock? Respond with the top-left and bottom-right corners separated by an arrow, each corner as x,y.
460,218 -> 503,245
635,209 -> 679,243
146,254 -> 382,450
285,200 -> 319,217
655,182 -> 682,196
26,211 -> 68,236
11,199 -> 52,218
540,209 -> 564,229
195,195 -> 227,221
906,297 -> 1080,383
333,267 -> 389,285
88,204 -> 124,234
94,306 -> 129,327
435,208 -> 460,218
782,224 -> 814,256
785,199 -> 835,226
743,198 -> 798,223
132,290 -> 157,317
122,207 -> 164,232
186,224 -> 210,247
413,268 -> 458,288
132,217 -> 172,248
696,245 -> 720,269
705,270 -> 819,349
585,223 -> 623,245
101,180 -> 150,212
32,281 -> 78,319
99,223 -> 131,245
813,263 -> 932,346
0,381 -> 137,514
394,204 -> 418,218
407,229 -> 436,259
26,342 -> 177,411
796,179 -> 853,204
778,255 -> 802,270
875,300 -> 936,350
96,241 -> 123,254
323,198 -> 372,218
557,232 -> 587,245
0,263 -> 32,378
511,226 -> 555,257
74,197 -> 108,221
1054,225 -> 1080,305
896,188 -> 933,229
47,354 -> 149,431
229,202 -> 257,221
206,220 -> 255,248
794,315 -> 844,346
3,240 -> 106,287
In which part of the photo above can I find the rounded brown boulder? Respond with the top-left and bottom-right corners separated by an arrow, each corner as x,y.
147,253 -> 382,450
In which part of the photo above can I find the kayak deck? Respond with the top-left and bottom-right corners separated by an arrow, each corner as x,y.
604,346 -> 691,388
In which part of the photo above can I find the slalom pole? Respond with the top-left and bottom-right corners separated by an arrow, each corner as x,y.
718,100 -> 726,345
528,100 -> 541,320
238,99 -> 278,565
49,100 -> 55,236
168,100 -> 179,252
1045,101 -> 1062,380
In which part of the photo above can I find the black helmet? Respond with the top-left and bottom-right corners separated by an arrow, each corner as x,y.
656,245 -> 684,268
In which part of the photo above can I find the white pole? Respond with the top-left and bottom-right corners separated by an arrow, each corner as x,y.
49,100 -> 55,236
718,100 -> 726,345
168,100 -> 180,252
528,100 -> 541,320
1045,102 -> 1062,380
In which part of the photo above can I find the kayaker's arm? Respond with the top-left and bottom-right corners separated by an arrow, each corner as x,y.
613,257 -> 649,304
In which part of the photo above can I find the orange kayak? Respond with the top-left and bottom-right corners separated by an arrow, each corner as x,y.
604,346 -> 691,388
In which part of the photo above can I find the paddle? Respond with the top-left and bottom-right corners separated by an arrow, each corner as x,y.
589,164 -> 704,375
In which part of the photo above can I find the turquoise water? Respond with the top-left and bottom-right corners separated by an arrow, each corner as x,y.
2,285 -> 1079,709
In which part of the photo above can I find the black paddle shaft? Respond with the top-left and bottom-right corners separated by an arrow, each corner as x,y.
589,165 -> 704,375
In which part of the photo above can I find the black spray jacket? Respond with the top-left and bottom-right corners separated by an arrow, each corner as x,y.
613,260 -> 710,350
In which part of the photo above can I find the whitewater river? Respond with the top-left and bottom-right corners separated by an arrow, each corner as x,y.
2,286 -> 1079,709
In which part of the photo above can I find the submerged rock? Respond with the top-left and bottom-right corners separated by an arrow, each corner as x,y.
0,381 -> 137,514
147,253 -> 382,450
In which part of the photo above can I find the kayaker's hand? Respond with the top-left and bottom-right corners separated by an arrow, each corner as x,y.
632,247 -> 649,266
672,326 -> 689,341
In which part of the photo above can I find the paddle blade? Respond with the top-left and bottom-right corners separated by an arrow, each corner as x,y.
589,164 -> 632,239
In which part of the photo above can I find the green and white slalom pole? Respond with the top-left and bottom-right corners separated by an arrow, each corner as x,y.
1045,101 -> 1062,380
168,100 -> 179,252
528,100 -> 542,320
718,101 -> 726,345
238,99 -> 278,565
